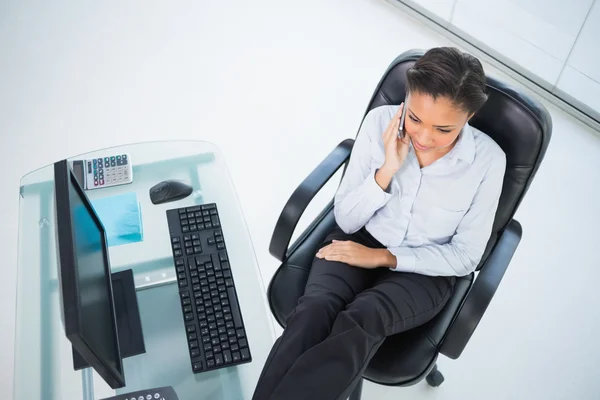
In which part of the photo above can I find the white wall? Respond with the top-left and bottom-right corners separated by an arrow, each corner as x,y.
557,0 -> 600,113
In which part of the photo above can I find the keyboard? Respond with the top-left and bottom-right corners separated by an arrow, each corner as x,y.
166,203 -> 252,373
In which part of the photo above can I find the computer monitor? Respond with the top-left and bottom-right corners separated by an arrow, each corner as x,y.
54,159 -> 125,389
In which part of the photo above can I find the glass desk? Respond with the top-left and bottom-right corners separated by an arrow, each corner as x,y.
14,141 -> 276,400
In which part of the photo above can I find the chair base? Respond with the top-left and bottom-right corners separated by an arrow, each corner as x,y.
425,364 -> 444,387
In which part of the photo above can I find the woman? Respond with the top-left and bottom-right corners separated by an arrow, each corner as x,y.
253,47 -> 506,400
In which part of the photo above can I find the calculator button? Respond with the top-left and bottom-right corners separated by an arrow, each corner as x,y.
87,162 -> 92,173
100,179 -> 104,185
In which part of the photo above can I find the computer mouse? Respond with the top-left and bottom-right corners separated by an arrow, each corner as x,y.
149,180 -> 193,205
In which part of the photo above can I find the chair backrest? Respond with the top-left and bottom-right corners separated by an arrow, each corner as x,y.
360,49 -> 552,267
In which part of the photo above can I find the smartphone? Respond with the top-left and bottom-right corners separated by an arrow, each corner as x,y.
397,97 -> 407,139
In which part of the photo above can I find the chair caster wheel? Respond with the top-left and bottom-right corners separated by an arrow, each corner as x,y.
426,367 -> 444,387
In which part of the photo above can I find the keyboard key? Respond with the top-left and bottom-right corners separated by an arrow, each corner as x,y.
226,321 -> 234,329
227,288 -> 244,328
222,341 -> 230,350
185,313 -> 194,322
208,238 -> 216,245
193,362 -> 203,372
219,252 -> 228,262
236,329 -> 245,339
231,343 -> 239,351
186,325 -> 196,333
224,270 -> 232,278
190,340 -> 199,349
204,343 -> 212,351
232,352 -> 241,363
217,243 -> 225,250
241,348 -> 250,360
220,334 -> 228,343
179,280 -> 188,288
227,329 -> 236,337
215,354 -> 223,366
222,261 -> 230,270
223,350 -> 232,364
191,349 -> 200,358
182,298 -> 191,306
217,319 -> 225,327
191,233 -> 200,240
211,338 -> 220,346
211,215 -> 221,227
207,359 -> 215,368
239,338 -> 248,348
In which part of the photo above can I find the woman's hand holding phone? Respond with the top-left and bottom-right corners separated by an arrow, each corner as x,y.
376,103 -> 410,190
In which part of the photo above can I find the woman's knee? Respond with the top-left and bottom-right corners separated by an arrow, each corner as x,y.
291,291 -> 347,323
333,297 -> 386,336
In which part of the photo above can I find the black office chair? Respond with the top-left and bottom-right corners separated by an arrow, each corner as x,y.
266,49 -> 552,398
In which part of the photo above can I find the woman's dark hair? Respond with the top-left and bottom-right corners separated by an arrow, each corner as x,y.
406,47 -> 488,115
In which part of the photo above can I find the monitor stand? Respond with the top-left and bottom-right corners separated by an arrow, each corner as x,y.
72,269 -> 146,370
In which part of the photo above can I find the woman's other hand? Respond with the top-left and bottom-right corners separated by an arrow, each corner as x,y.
316,240 -> 396,269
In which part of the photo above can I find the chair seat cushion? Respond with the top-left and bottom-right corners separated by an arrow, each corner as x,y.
364,275 -> 472,385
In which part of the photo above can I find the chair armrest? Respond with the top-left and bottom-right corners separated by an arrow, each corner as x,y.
440,219 -> 522,359
269,139 -> 354,262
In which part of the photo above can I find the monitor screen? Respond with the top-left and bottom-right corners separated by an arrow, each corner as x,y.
54,160 -> 125,388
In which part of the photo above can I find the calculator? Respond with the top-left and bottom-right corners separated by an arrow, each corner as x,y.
72,153 -> 133,190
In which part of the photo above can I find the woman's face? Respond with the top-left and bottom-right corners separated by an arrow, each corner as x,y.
404,91 -> 472,154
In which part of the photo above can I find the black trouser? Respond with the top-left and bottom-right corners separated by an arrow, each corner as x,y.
253,225 -> 456,400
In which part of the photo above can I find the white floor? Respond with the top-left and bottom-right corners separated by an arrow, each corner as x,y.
1,0 -> 599,398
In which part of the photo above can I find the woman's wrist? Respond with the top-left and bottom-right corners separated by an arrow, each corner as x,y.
375,165 -> 397,191
376,249 -> 397,268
